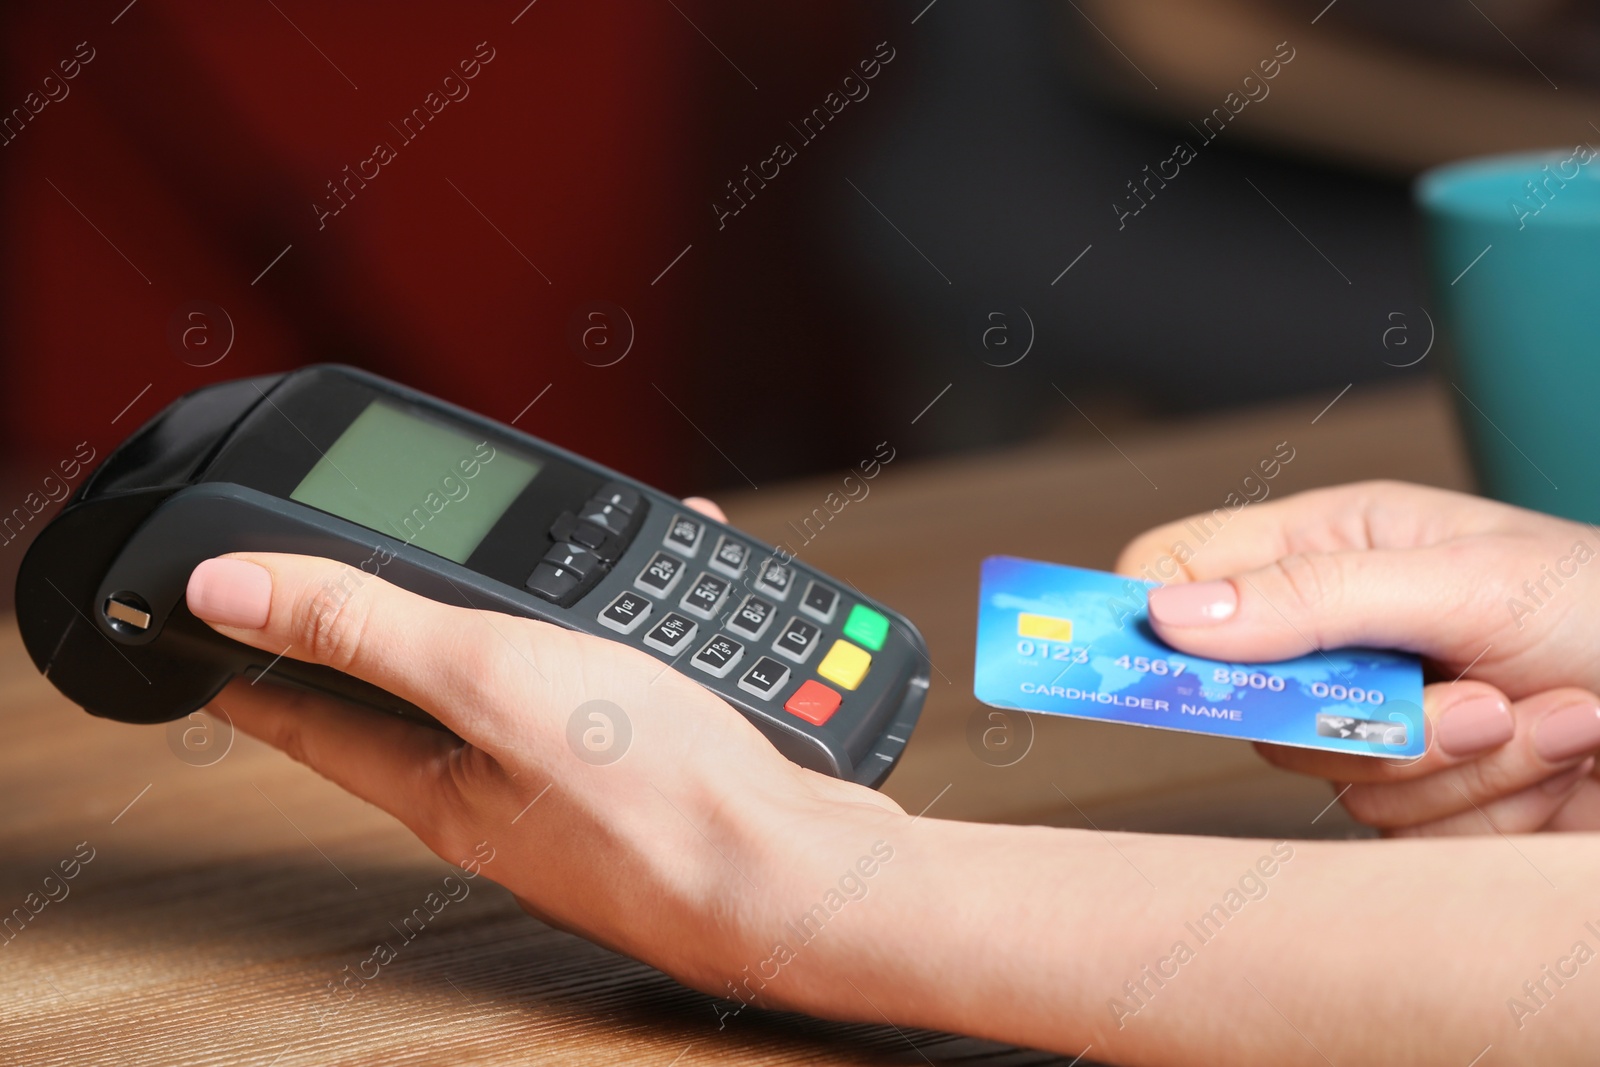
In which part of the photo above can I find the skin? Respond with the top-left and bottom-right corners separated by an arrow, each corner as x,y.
193,486 -> 1600,1064
1119,480 -> 1600,834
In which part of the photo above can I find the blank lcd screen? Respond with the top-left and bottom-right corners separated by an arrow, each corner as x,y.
290,401 -> 541,563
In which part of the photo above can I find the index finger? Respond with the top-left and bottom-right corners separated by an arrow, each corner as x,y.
1113,480 -> 1525,585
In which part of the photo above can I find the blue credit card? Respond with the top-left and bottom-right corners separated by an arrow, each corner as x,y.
975,556 -> 1426,758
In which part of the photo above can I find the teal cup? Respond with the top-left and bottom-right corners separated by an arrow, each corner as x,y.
1417,149 -> 1600,522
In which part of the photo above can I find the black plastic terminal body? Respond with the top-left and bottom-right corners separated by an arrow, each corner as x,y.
16,365 -> 930,787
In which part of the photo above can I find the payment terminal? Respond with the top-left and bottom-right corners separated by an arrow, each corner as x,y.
16,366 -> 928,786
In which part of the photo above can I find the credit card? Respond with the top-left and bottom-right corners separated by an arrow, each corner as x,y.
974,556 -> 1426,758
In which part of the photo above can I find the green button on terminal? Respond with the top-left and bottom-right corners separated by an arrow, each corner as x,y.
842,603 -> 890,651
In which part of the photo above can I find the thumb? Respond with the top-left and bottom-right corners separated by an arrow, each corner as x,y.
186,552 -> 538,748
1145,546 -> 1494,663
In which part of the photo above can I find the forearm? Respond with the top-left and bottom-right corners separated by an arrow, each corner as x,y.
747,810 -> 1600,1064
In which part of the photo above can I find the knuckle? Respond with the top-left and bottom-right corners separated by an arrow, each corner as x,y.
272,718 -> 313,769
411,746 -> 502,862
1116,524 -> 1196,582
1345,479 -> 1413,517
1294,482 -> 1373,515
443,742 -> 497,805
1560,687 -> 1600,714
247,686 -> 322,767
1453,750 -> 1522,807
424,774 -> 478,858
293,569 -> 371,670
1113,535 -> 1162,578
1268,552 -> 1344,638
1358,478 -> 1409,499
1340,784 -> 1401,828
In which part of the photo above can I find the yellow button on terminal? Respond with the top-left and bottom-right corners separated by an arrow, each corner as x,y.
816,639 -> 872,690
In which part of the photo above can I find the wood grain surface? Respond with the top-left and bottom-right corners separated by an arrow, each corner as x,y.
0,379 -> 1469,1065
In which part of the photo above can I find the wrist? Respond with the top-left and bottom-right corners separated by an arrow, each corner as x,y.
696,773 -> 912,1012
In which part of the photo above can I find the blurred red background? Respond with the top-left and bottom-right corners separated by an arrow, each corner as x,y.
1,0 -> 884,492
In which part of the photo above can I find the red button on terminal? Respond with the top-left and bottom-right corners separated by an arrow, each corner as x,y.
784,679 -> 842,726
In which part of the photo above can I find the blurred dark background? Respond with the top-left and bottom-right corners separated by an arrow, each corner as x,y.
3,0 -> 1596,546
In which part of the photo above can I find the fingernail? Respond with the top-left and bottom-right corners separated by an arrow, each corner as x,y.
186,558 -> 272,629
1148,580 -> 1238,626
1535,703 -> 1600,763
1541,756 -> 1595,796
1434,694 -> 1514,757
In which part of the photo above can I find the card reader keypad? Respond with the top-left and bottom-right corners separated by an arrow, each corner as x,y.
773,616 -> 820,663
754,558 -> 794,600
538,491 -> 893,728
726,594 -> 775,640
644,612 -> 697,655
739,656 -> 791,699
598,590 -> 652,635
692,634 -> 744,678
527,562 -> 581,601
583,502 -> 631,536
592,484 -> 642,513
664,514 -> 703,556
529,481 -> 648,604
709,535 -> 749,578
679,572 -> 730,620
545,542 -> 601,578
587,506 -> 898,746
635,551 -> 685,596
800,580 -> 838,623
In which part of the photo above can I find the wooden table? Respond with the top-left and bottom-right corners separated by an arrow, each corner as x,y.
0,379 -> 1472,1065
